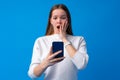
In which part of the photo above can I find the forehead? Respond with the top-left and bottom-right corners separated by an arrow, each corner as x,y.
52,9 -> 67,16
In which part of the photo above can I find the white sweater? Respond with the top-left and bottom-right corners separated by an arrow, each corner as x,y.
28,34 -> 89,80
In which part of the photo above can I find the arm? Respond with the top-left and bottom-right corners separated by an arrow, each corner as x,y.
28,39 -> 42,79
62,38 -> 76,57
28,39 -> 64,79
33,50 -> 64,77
63,37 -> 89,69
59,21 -> 89,70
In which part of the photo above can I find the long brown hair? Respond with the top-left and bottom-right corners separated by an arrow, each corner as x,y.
45,4 -> 73,35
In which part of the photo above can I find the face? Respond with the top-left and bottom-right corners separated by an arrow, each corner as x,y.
50,9 -> 68,34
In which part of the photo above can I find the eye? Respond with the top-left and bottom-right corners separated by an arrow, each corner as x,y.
53,17 -> 57,20
61,16 -> 67,19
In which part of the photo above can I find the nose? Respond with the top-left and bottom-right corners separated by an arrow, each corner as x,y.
57,18 -> 62,24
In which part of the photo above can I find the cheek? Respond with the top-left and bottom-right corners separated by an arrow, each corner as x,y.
50,20 -> 57,29
51,20 -> 56,25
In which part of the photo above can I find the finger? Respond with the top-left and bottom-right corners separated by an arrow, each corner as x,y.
65,24 -> 68,32
66,23 -> 69,28
49,50 -> 62,59
49,61 -> 59,66
65,21 -> 68,27
63,21 -> 67,32
49,57 -> 65,66
62,22 -> 65,30
63,22 -> 66,32
60,25 -> 62,33
50,57 -> 65,63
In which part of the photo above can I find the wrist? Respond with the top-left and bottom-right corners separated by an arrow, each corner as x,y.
62,38 -> 68,43
41,60 -> 49,69
64,41 -> 71,47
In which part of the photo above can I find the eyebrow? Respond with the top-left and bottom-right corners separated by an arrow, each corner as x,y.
52,15 -> 67,17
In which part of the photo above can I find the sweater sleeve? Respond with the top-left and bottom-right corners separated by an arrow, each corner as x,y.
71,37 -> 89,70
28,39 -> 42,79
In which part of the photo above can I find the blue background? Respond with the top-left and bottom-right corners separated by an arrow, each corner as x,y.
0,0 -> 120,80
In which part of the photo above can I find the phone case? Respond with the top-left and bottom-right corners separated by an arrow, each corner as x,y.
52,42 -> 64,58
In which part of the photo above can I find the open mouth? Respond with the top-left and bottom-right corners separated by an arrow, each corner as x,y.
57,26 -> 60,29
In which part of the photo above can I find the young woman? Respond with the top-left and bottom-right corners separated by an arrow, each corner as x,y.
28,4 -> 89,80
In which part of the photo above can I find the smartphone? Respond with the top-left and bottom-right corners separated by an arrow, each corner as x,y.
52,42 -> 64,58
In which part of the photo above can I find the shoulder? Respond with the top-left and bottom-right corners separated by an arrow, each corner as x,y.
34,35 -> 50,43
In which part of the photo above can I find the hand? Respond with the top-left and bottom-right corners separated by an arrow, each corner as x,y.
42,47 -> 65,68
59,21 -> 69,42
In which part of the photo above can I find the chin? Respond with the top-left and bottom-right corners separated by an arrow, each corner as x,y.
54,32 -> 60,34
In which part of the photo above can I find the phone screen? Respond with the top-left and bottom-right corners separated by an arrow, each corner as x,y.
52,42 -> 64,58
